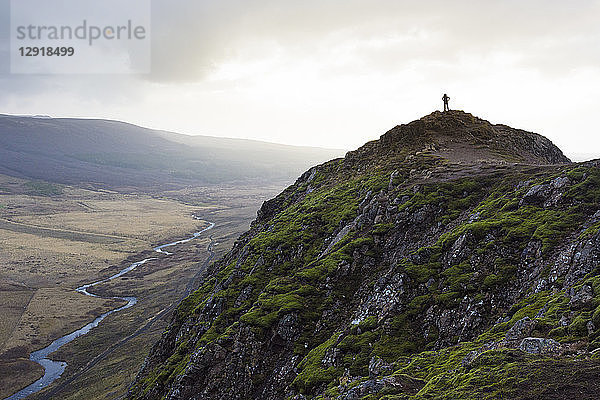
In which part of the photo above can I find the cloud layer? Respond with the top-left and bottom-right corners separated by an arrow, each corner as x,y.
0,0 -> 599,157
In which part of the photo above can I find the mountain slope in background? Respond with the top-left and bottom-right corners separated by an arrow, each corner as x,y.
0,115 -> 344,189
128,111 -> 600,399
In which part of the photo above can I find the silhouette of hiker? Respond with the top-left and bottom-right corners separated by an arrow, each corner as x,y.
442,94 -> 450,112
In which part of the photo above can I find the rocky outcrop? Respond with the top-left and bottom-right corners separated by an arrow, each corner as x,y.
344,110 -> 570,171
128,112 -> 600,400
519,337 -> 560,355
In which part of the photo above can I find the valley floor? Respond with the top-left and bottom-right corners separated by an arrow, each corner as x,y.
0,174 -> 285,400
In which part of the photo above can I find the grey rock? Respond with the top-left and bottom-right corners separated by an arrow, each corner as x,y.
389,170 -> 399,190
468,211 -> 480,222
276,313 -> 299,342
320,217 -> 358,258
551,176 -> 570,189
426,278 -> 436,289
505,317 -> 534,343
339,379 -> 385,400
569,284 -> 594,310
462,342 -> 499,367
234,285 -> 254,307
587,320 -> 596,336
520,184 -> 552,206
322,347 -> 342,368
521,240 -> 542,263
519,337 -> 560,354
368,356 -> 393,377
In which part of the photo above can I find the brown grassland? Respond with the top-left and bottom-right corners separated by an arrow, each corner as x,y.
0,173 -> 284,399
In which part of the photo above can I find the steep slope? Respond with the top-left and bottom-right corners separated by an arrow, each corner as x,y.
128,111 -> 600,400
0,115 -> 343,189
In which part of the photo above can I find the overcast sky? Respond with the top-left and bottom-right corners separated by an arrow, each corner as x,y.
1,0 -> 599,159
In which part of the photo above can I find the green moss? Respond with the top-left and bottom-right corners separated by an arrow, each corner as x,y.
373,334 -> 420,362
436,291 -> 461,307
548,326 -> 566,338
358,316 -> 379,332
592,306 -> 600,327
568,315 -> 590,337
404,261 -> 440,284
442,262 -> 476,292
508,292 -> 552,322
239,283 -> 315,329
132,162 -> 600,399
397,178 -> 488,225
566,167 -> 586,181
373,223 -> 395,235
581,221 -> 600,239
482,273 -> 501,288
565,167 -> 600,205
293,334 -> 343,393
297,236 -> 372,283
403,349 -> 600,400
338,331 -> 380,375
408,295 -> 433,312
137,341 -> 192,394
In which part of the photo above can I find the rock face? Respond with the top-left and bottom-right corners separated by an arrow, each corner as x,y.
519,337 -> 560,355
128,112 -> 600,400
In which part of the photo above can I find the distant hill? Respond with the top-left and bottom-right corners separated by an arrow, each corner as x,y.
0,115 -> 344,189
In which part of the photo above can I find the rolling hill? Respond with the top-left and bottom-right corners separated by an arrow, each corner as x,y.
0,115 -> 344,190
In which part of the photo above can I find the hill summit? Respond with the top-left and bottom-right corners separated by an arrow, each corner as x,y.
346,110 -> 570,168
129,112 -> 600,400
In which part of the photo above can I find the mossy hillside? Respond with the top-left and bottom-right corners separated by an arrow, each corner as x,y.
297,284 -> 600,398
132,164 -> 394,394
402,350 -> 600,400
396,177 -> 491,224
126,113 -> 600,400
293,334 -> 344,393
131,159 -> 600,399
385,342 -> 600,400
401,167 -> 600,294
291,166 -> 600,396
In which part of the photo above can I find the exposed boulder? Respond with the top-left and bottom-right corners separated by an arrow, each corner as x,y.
505,317 -> 535,344
368,356 -> 393,377
520,184 -> 552,206
569,284 -> 594,310
519,337 -> 560,355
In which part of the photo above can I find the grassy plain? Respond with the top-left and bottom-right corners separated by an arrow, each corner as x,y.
0,173 -> 285,399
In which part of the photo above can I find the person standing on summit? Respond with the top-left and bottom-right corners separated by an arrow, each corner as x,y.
442,94 -> 450,112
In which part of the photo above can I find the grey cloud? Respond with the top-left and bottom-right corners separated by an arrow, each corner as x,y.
0,0 -> 598,123
146,0 -> 600,82
2,0 -> 598,83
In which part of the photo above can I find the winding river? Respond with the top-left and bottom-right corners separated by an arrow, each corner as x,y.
5,217 -> 215,400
